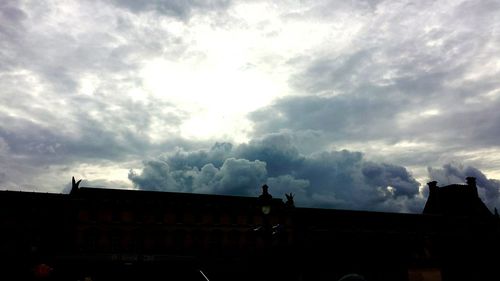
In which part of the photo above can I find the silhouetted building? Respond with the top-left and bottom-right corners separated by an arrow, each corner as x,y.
0,177 -> 499,281
423,177 -> 492,216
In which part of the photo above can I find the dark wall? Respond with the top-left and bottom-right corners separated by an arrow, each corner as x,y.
1,188 -> 499,281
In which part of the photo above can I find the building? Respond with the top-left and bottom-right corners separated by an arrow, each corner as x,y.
0,177 -> 499,281
423,177 -> 492,216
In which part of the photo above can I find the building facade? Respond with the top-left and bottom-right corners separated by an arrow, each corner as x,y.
0,177 -> 499,281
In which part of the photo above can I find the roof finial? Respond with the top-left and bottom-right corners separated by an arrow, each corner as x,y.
285,193 -> 295,208
259,184 -> 272,200
70,176 -> 82,195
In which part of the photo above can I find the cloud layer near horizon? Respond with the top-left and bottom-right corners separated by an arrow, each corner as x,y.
129,133 -> 425,212
129,134 -> 500,212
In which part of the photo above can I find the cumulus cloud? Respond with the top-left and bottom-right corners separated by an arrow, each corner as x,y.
130,133 -> 424,212
129,157 -> 267,196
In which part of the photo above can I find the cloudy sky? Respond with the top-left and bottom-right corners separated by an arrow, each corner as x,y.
1,0 -> 500,212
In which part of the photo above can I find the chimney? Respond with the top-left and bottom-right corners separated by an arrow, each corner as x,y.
423,181 -> 439,214
427,181 -> 438,195
466,177 -> 478,197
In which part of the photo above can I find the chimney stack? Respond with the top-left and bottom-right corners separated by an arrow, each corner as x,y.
427,181 -> 438,195
466,177 -> 478,197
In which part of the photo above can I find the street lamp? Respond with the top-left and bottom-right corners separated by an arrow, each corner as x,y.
258,184 -> 272,217
255,184 -> 289,281
256,184 -> 285,237
261,205 -> 271,215
256,185 -> 274,249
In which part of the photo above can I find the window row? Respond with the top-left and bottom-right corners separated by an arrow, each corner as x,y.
77,209 -> 282,226
77,228 -> 289,253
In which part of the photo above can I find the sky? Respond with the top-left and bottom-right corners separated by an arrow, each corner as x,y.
1,0 -> 500,213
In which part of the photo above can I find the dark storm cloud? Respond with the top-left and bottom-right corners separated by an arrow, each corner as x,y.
235,133 -> 304,176
129,157 -> 267,195
109,0 -> 232,20
401,99 -> 500,150
428,163 -> 500,209
251,91 -> 500,154
130,132 -> 424,212
250,94 -> 399,143
166,142 -> 233,170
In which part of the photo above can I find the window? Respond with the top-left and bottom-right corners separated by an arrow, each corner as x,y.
78,210 -> 90,221
191,230 -> 204,251
227,230 -> 240,248
82,228 -> 98,251
212,211 -> 221,225
173,230 -> 186,252
208,230 -> 223,250
112,209 -> 121,223
110,230 -> 122,252
132,229 -> 144,252
194,209 -> 203,224
229,213 -> 238,225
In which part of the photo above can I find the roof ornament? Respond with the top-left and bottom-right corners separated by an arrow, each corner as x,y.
259,184 -> 272,200
70,176 -> 82,195
285,193 -> 295,208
